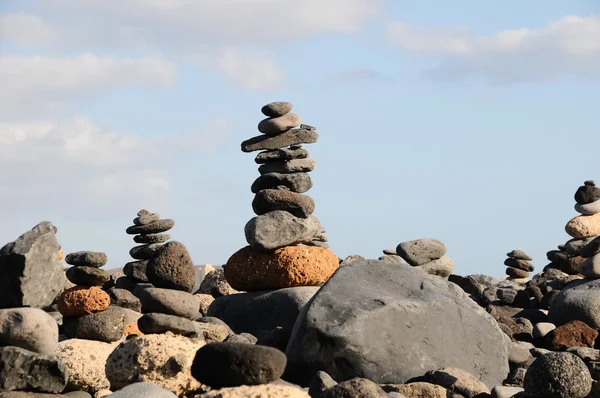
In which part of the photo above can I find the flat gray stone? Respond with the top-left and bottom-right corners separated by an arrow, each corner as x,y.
126,219 -> 174,235
63,306 -> 126,343
251,172 -> 312,194
252,189 -> 315,218
504,258 -> 535,272
123,260 -> 149,282
576,200 -> 600,215
507,250 -> 533,261
258,158 -> 316,175
133,234 -> 171,244
66,266 -> 109,286
133,212 -> 160,226
242,129 -> 318,153
258,112 -> 301,135
581,236 -> 600,258
565,238 -> 597,256
129,243 -> 163,260
107,287 -> 142,312
261,102 -> 293,117
548,279 -> 600,328
136,287 -> 199,319
65,251 -> 107,268
396,238 -> 447,266
255,147 -> 309,164
0,308 -> 58,355
244,211 -> 322,251
285,260 -> 509,387
137,313 -> 198,336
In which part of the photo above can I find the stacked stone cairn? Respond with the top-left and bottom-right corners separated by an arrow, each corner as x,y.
395,238 -> 454,278
223,101 -> 339,292
545,180 -> 600,275
504,249 -> 534,282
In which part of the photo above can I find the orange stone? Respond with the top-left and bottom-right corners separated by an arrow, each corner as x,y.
57,250 -> 65,261
57,286 -> 110,318
224,245 -> 339,291
123,322 -> 143,337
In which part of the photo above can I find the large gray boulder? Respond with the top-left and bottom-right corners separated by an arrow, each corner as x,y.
0,222 -> 68,309
207,287 -> 319,335
548,278 -> 600,328
285,260 -> 509,387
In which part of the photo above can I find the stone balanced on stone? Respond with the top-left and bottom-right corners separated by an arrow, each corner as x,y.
396,238 -> 454,279
504,250 -> 534,282
225,101 -> 339,291
545,181 -> 600,276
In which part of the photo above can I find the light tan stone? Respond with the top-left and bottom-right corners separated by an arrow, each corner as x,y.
423,367 -> 490,397
566,213 -> 600,239
57,286 -> 110,317
385,382 -> 448,398
200,384 -> 309,397
194,293 -> 215,316
105,334 -> 204,396
225,245 -> 339,291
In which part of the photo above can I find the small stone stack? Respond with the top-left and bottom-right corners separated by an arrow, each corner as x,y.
504,250 -> 534,282
396,238 -> 454,279
120,209 -> 174,290
225,102 -> 339,291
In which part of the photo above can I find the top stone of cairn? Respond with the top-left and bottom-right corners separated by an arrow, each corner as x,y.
261,101 -> 293,118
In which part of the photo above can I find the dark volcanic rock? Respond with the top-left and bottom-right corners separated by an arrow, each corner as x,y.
251,172 -> 312,194
548,279 -> 600,328
244,212 -> 322,251
252,189 -> 315,218
66,266 -> 109,286
65,251 -> 107,268
255,147 -> 309,164
146,241 -> 196,293
258,158 -> 316,175
207,287 -> 318,335
123,260 -> 150,282
575,184 -> 600,205
285,260 -> 509,387
323,378 -> 387,398
505,258 -> 535,272
107,288 -> 142,312
126,219 -> 175,235
581,236 -> 600,258
191,342 -> 286,387
133,234 -> 171,244
137,313 -> 197,336
0,222 -> 68,309
242,128 -> 318,153
64,306 -> 126,342
0,346 -> 68,393
308,371 -> 338,398
524,352 -> 592,397
137,287 -> 199,319
129,244 -> 162,260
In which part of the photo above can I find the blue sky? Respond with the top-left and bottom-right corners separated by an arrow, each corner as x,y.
1,0 -> 599,277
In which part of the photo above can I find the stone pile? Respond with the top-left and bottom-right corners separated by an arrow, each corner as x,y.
395,238 -> 454,278
504,249 -> 534,282
224,101 -> 339,292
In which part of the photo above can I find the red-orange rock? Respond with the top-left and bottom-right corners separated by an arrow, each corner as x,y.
224,245 -> 339,291
58,250 -> 65,261
545,320 -> 598,350
57,286 -> 110,318
123,322 -> 143,337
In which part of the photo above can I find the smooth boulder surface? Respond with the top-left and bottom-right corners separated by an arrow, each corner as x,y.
0,308 -> 58,355
110,382 -> 178,397
191,342 -> 287,387
548,279 -> 600,328
285,260 -> 509,387
396,238 -> 447,266
147,241 -> 196,293
207,287 -> 319,335
0,222 -> 68,309
245,211 -> 322,251
137,287 -> 199,319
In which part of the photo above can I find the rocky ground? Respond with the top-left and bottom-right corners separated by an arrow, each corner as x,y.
2,106 -> 600,398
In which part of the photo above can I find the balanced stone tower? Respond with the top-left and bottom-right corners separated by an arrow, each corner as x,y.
504,250 -> 534,282
224,101 -> 338,291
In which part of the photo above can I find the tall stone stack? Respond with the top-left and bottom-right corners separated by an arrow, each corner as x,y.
504,250 -> 534,282
119,209 -> 174,290
224,101 -> 338,291
545,181 -> 600,275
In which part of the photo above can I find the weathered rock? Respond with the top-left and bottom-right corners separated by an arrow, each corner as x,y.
0,308 -> 58,355
137,287 -> 199,319
308,371 -> 337,397
0,222 -> 68,309
129,243 -> 162,260
138,313 -> 198,336
245,212 -> 322,251
193,321 -> 231,343
261,102 -> 293,118
106,334 -> 204,396
492,386 -> 524,398
340,255 -> 366,266
224,246 -> 338,291
57,287 -> 110,318
565,237 -> 597,256
134,233 -> 171,244
255,147 -> 309,164
242,129 -> 318,153
191,342 -> 286,387
110,382 -> 178,397
580,255 -> 600,278
252,190 -> 315,218
0,346 -> 68,393
323,378 -> 387,397
576,200 -> 600,215
509,341 -> 534,366
147,241 -> 196,293
207,287 -> 318,335
419,256 -> 454,278
566,347 -> 600,362
55,339 -> 118,394
66,266 -> 109,286
396,239 -> 447,266
378,254 -> 403,262
196,268 -> 239,298
581,237 -> 600,258
126,219 -> 175,235
258,112 -> 301,135
107,287 -> 142,312
251,172 -> 312,194
524,352 -> 592,397
507,267 -> 530,278
545,320 -> 598,350
123,260 -> 149,282
133,212 -> 160,226
575,184 -> 600,205
195,294 -> 215,316
421,367 -> 490,397
504,258 -> 535,272
259,159 -> 316,175
548,279 -> 600,328
533,322 -> 556,339
566,213 -> 600,239
507,250 -> 533,261
285,260 -> 509,387
65,252 -> 107,268
64,306 -> 126,343
200,384 -> 309,398
383,382 -> 448,397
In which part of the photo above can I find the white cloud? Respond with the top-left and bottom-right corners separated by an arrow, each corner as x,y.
0,53 -> 177,118
0,116 -> 228,217
0,13 -> 57,46
385,15 -> 600,82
